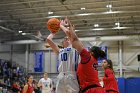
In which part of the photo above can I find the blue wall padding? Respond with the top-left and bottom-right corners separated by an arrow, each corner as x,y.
125,77 -> 140,93
117,77 -> 126,93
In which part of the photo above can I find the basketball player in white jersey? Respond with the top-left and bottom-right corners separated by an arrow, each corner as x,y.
38,72 -> 53,93
46,25 -> 80,93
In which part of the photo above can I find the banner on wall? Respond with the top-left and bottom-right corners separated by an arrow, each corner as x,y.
34,51 -> 44,72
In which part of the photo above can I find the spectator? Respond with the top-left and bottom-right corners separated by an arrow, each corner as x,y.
33,80 -> 41,93
38,72 -> 53,93
22,75 -> 34,93
12,81 -> 21,93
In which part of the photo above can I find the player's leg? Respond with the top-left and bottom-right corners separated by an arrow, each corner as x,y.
65,73 -> 80,93
56,73 -> 67,93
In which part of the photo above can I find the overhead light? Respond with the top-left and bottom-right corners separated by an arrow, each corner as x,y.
22,33 -> 26,35
92,28 -> 104,31
106,4 -> 112,8
115,22 -> 120,27
81,7 -> 86,10
94,24 -> 99,27
75,30 -> 80,32
47,16 -> 62,18
115,22 -> 120,26
113,27 -> 131,30
48,11 -> 54,15
77,13 -> 91,16
18,30 -> 22,33
104,11 -> 121,14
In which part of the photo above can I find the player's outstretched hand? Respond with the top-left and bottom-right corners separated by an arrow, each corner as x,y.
47,33 -> 55,40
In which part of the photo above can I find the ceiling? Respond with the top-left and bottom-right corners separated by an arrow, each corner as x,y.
0,0 -> 140,42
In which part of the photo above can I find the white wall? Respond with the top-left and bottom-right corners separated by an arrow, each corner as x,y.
0,43 -> 11,60
12,52 -> 25,67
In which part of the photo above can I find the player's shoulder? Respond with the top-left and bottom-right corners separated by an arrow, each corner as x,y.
80,48 -> 89,55
47,78 -> 52,81
105,68 -> 113,73
39,78 -> 44,81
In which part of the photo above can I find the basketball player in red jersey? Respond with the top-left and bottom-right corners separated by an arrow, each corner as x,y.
23,75 -> 34,93
102,59 -> 120,93
60,18 -> 106,93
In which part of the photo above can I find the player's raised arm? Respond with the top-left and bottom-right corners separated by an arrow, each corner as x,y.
46,33 -> 60,55
60,18 -> 84,53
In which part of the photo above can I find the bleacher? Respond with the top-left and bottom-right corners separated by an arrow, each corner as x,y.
0,59 -> 26,93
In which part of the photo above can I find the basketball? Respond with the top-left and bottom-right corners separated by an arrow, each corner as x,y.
47,18 -> 60,33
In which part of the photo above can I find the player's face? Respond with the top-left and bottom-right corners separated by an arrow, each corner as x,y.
102,60 -> 109,69
44,73 -> 48,79
28,76 -> 33,83
62,37 -> 71,48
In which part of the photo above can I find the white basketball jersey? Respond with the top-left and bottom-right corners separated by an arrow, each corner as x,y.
58,46 -> 79,72
39,78 -> 52,93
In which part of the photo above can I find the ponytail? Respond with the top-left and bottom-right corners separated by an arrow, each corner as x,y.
106,59 -> 114,71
